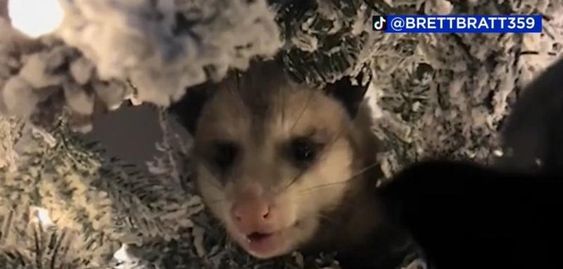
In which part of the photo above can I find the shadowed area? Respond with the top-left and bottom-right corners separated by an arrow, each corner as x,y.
82,104 -> 163,168
498,58 -> 563,174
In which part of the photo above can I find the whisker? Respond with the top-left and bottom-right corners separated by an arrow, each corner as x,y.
290,89 -> 316,132
228,83 -> 247,118
280,114 -> 350,192
279,133 -> 344,193
279,170 -> 305,193
204,197 -> 229,205
297,161 -> 381,194
196,159 -> 227,191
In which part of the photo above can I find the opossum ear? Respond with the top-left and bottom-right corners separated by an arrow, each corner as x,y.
167,82 -> 214,135
323,72 -> 371,118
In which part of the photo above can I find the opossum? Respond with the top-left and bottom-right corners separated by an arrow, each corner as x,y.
170,56 -> 563,269
169,59 -> 415,268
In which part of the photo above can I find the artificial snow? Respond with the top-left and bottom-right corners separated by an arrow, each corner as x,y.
0,0 -> 282,131
56,0 -> 282,106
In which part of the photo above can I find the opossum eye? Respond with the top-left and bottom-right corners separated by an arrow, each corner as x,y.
212,141 -> 239,171
289,137 -> 319,168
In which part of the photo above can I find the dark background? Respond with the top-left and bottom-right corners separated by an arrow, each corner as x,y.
83,105 -> 164,169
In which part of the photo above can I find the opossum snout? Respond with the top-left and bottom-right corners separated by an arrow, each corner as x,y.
230,184 -> 278,234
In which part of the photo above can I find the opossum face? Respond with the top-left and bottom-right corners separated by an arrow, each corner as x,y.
170,61 -> 371,259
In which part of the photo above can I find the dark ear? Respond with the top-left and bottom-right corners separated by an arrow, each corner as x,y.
324,72 -> 371,117
167,82 -> 214,135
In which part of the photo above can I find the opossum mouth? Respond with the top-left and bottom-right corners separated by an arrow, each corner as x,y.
246,232 -> 274,242
234,224 -> 300,258
242,230 -> 287,258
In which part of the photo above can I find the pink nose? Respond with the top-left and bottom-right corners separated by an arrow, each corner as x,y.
232,199 -> 271,222
230,186 -> 274,232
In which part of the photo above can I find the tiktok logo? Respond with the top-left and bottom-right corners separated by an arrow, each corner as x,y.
372,16 -> 387,31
